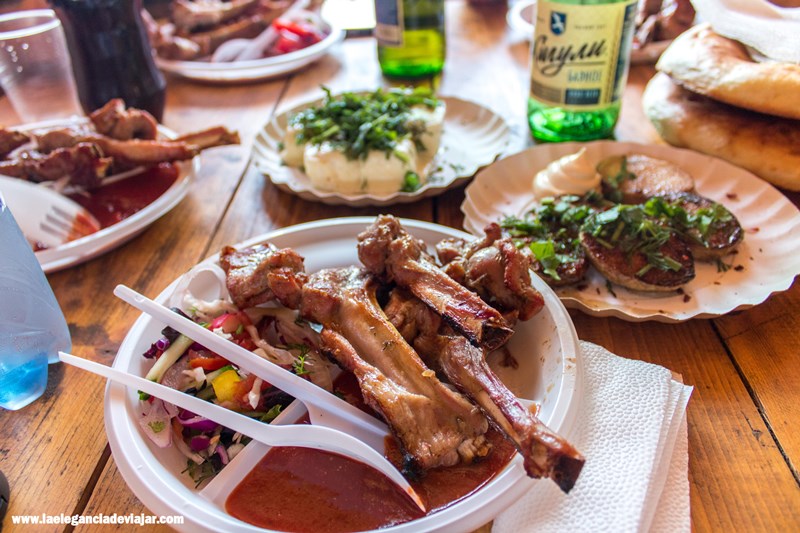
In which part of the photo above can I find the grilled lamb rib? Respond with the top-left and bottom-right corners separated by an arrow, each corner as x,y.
385,289 -> 584,493
435,223 -> 544,323
301,267 -> 490,473
220,243 -> 307,310
358,215 -> 513,351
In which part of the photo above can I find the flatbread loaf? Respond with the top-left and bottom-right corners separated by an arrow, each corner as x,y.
656,23 -> 800,120
643,72 -> 800,191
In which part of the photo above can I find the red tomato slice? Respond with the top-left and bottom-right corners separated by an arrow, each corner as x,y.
187,349 -> 230,371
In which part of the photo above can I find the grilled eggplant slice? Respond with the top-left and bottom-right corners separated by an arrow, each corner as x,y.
501,193 -> 609,287
649,192 -> 744,261
580,204 -> 695,292
598,154 -> 694,204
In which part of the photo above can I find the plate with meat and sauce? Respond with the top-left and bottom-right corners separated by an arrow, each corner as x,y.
105,217 -> 582,532
0,104 -> 239,272
1,117 -> 196,273
461,141 -> 800,322
152,10 -> 346,84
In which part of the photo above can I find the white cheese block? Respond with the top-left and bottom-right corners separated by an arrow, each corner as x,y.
360,139 -> 418,195
304,142 -> 362,193
280,123 -> 306,167
303,139 -> 418,195
407,103 -> 445,156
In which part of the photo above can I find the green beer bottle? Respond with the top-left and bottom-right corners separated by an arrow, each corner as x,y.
375,0 -> 446,78
528,0 -> 637,142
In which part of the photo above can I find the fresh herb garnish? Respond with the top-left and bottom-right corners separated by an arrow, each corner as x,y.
528,240 -> 562,280
599,155 -> 636,203
584,204 -> 681,273
259,404 -> 283,423
643,196 -> 735,246
289,344 -> 311,376
401,171 -> 421,192
288,86 -> 440,161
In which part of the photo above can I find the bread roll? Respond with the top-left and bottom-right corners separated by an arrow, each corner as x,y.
643,72 -> 800,191
656,23 -> 800,120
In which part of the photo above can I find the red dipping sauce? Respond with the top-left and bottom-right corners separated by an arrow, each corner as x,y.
225,374 -> 516,532
69,163 -> 179,228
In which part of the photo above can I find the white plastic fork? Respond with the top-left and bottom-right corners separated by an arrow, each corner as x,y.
40,203 -> 101,243
211,0 -> 311,62
113,284 -> 390,452
59,351 -> 425,511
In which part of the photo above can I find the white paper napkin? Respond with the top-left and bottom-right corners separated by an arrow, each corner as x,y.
692,0 -> 800,63
493,341 -> 692,533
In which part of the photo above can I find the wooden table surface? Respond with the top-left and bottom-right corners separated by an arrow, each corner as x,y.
1,2 -> 799,531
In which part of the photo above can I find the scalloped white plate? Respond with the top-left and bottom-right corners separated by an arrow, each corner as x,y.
155,12 -> 345,83
105,217 -> 581,532
252,94 -> 518,206
9,117 -> 196,273
462,141 -> 800,323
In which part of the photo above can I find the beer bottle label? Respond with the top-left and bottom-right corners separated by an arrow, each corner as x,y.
375,0 -> 404,46
530,0 -> 636,110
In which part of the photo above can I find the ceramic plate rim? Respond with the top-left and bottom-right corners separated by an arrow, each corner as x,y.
461,140 -> 800,322
104,217 -> 582,532
252,93 -> 518,206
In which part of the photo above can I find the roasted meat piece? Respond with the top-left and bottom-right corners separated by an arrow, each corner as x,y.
358,215 -> 513,351
172,0 -> 262,32
301,267 -> 490,473
435,223 -> 544,322
220,243 -> 307,309
0,127 -> 30,159
147,0 -> 291,60
175,126 -> 241,150
89,98 -> 159,141
0,143 -> 112,188
385,288 -> 584,493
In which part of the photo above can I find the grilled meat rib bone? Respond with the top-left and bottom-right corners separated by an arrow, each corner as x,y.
220,242 -> 490,472
301,267 -> 490,473
435,222 -> 545,324
220,243 -> 307,310
358,215 -> 513,351
386,288 -> 584,493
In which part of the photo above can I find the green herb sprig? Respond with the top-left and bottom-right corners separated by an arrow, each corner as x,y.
289,86 -> 440,161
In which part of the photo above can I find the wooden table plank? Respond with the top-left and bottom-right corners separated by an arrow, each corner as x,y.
713,282 -> 800,479
2,2 -> 799,532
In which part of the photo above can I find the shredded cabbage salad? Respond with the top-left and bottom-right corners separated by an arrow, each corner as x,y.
137,265 -> 333,486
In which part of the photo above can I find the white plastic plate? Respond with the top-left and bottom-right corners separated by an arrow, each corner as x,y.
105,217 -> 582,533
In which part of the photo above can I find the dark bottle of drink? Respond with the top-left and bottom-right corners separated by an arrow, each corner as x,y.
49,0 -> 166,121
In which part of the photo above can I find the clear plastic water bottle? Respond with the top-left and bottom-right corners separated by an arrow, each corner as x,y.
0,194 -> 71,410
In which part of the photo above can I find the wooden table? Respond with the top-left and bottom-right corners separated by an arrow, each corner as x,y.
1,2 -> 799,531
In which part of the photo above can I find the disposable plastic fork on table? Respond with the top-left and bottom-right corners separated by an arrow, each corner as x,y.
59,352 -> 425,511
